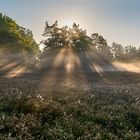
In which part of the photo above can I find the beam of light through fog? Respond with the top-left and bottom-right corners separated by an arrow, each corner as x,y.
0,52 -> 28,77
0,0 -> 140,47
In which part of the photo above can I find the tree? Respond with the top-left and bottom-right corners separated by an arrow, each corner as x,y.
0,13 -> 40,54
124,45 -> 138,60
91,33 -> 113,60
111,42 -> 124,61
42,21 -> 92,52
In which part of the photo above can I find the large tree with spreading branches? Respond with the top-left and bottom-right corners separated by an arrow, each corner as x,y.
42,21 -> 92,52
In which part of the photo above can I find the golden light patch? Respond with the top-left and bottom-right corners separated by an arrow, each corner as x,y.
113,62 -> 140,73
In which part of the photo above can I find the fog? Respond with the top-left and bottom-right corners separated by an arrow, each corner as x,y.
0,50 -> 28,77
1,48 -> 140,85
113,61 -> 140,73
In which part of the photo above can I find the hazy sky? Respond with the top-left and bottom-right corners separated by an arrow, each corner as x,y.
0,0 -> 140,47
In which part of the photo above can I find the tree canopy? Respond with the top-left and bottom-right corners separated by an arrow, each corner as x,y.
0,13 -> 39,54
42,21 -> 92,52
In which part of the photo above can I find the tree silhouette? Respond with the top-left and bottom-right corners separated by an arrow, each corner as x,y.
91,33 -> 113,60
42,21 -> 92,52
124,45 -> 138,60
111,42 -> 124,61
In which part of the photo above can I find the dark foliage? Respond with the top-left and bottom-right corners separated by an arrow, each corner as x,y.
0,13 -> 40,54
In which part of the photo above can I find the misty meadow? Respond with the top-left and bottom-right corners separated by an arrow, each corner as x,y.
0,0 -> 140,140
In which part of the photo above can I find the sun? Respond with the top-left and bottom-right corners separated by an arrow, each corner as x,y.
61,19 -> 74,27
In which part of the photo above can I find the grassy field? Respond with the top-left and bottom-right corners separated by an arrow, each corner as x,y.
0,72 -> 140,139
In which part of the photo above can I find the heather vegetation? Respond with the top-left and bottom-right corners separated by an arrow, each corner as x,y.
0,74 -> 140,139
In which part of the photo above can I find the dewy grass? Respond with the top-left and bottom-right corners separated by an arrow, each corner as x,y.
0,75 -> 140,139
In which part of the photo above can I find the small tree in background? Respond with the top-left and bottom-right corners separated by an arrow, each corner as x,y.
111,42 -> 124,61
124,45 -> 138,60
91,33 -> 113,60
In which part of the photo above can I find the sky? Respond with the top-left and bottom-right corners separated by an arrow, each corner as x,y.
0,0 -> 140,47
